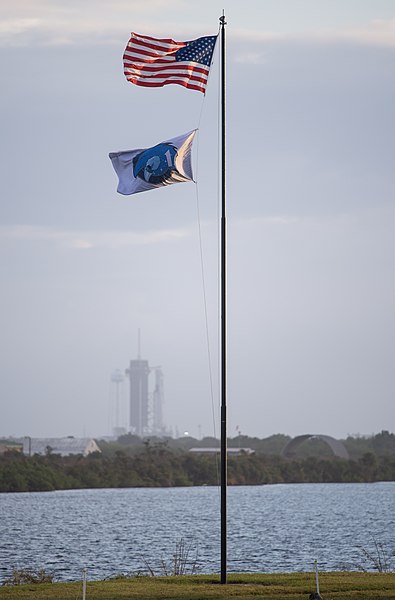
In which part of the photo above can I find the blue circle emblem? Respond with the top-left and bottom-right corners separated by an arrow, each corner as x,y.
133,143 -> 178,185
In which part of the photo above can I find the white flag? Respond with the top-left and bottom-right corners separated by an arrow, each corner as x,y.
109,130 -> 196,195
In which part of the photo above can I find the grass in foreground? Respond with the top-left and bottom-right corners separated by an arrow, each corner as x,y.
1,572 -> 395,600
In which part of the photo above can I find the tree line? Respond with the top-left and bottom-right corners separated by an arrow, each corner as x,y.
99,430 -> 395,460
1,440 -> 394,493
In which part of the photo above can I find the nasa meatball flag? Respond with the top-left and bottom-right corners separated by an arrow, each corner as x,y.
109,130 -> 196,196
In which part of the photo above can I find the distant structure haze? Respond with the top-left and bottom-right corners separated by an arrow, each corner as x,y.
124,334 -> 166,437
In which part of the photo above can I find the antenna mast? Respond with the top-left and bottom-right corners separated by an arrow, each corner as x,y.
137,328 -> 141,359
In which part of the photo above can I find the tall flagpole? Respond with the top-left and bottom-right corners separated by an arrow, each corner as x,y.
219,12 -> 227,585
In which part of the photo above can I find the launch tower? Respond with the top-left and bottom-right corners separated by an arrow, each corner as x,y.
125,332 -> 165,436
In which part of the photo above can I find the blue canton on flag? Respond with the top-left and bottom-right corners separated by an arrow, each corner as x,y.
175,37 -> 217,67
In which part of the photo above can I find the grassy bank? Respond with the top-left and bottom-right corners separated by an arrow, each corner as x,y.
1,572 -> 395,600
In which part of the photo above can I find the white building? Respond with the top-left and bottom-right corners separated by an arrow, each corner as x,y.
23,437 -> 101,457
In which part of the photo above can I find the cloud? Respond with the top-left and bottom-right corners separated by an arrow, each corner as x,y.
233,51 -> 268,65
0,225 -> 189,249
0,18 -> 42,35
2,1 -> 395,49
231,20 -> 395,63
234,18 -> 395,46
308,19 -> 395,48
0,0 -> 192,47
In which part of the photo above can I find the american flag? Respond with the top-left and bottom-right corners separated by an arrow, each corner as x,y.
123,32 -> 217,94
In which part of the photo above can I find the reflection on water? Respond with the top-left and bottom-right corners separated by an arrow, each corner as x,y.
0,482 -> 394,582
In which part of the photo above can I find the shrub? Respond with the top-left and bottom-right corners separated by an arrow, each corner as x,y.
3,568 -> 55,586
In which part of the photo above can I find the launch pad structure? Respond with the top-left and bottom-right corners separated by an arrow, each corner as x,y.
125,344 -> 165,437
109,330 -> 166,438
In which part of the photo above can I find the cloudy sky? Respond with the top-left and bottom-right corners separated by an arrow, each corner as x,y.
1,0 -> 394,441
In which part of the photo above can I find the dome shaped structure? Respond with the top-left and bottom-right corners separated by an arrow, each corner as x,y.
282,434 -> 349,459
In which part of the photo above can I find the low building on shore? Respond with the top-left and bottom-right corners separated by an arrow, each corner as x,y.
22,437 -> 101,457
0,443 -> 23,454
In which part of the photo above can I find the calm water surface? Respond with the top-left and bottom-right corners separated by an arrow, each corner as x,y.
0,483 -> 394,582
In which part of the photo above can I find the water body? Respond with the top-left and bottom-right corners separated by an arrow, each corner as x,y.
0,483 -> 394,582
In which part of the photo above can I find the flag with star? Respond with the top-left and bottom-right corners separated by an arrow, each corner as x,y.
109,130 -> 196,196
123,32 -> 217,93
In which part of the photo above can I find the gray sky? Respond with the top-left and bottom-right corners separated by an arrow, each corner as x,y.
1,0 -> 394,440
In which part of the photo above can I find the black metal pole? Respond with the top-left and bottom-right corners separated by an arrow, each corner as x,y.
219,12 -> 227,586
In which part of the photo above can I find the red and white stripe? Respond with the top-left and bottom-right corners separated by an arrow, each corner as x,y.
123,33 -> 210,93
